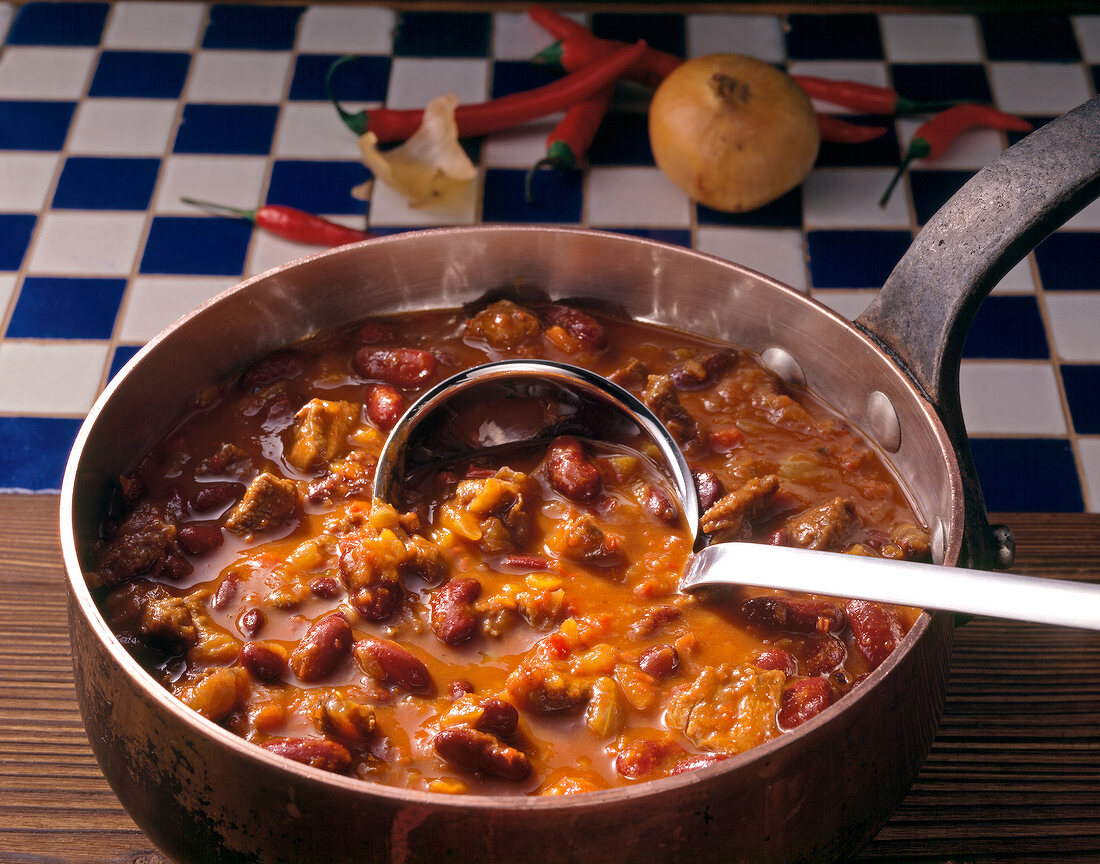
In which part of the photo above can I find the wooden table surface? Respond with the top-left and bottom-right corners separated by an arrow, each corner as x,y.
2,495 -> 1098,864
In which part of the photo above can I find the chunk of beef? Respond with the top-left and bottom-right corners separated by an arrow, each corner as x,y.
465,299 -> 541,350
286,398 -> 360,472
545,511 -> 624,567
306,449 -> 376,503
642,374 -> 700,446
223,472 -> 299,535
700,474 -> 779,540
91,503 -> 177,589
438,468 -> 532,554
784,497 -> 856,551
665,664 -> 784,753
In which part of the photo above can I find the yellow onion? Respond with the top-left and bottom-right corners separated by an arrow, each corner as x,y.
648,54 -> 819,213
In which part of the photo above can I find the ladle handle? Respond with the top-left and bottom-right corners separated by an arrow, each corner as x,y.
682,543 -> 1100,632
856,96 -> 1100,570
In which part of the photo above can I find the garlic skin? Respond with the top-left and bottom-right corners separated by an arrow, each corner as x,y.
648,54 -> 820,213
355,93 -> 477,208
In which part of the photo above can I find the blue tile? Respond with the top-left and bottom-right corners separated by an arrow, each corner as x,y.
202,4 -> 304,51
0,101 -> 74,150
482,168 -> 582,224
815,115 -> 898,168
173,104 -> 279,155
140,215 -> 251,276
980,15 -> 1079,62
6,276 -> 125,339
52,156 -> 160,211
962,296 -> 1048,360
785,14 -> 884,61
89,50 -> 191,99
909,170 -> 974,226
6,1 -> 107,46
1034,232 -> 1100,292
970,437 -> 1083,512
0,417 -> 84,492
109,345 -> 142,380
603,228 -> 692,248
697,188 -> 803,229
806,230 -> 911,288
588,111 -> 653,166
290,54 -> 391,102
490,59 -> 562,99
1061,365 -> 1100,435
393,11 -> 490,58
590,12 -> 685,59
0,215 -> 35,271
888,64 -> 992,108
267,160 -> 369,216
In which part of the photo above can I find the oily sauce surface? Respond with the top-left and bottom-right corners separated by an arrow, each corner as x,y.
90,300 -> 928,796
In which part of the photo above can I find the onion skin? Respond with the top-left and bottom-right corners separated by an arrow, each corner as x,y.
648,54 -> 820,213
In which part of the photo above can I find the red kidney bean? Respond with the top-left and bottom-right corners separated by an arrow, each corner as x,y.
638,483 -> 678,525
239,641 -> 288,683
845,599 -> 904,670
546,435 -> 602,502
542,304 -> 607,350
752,648 -> 797,677
176,523 -> 223,555
240,351 -> 302,390
367,384 -> 405,430
690,468 -> 725,512
357,319 -> 394,344
799,635 -> 847,676
473,697 -> 520,738
289,613 -> 353,683
499,552 -> 551,571
261,736 -> 352,773
669,753 -> 730,775
614,737 -> 684,779
777,676 -> 836,730
353,637 -> 432,693
353,347 -> 436,388
448,679 -> 476,698
741,595 -> 846,635
308,576 -> 341,598
432,727 -> 531,781
638,644 -> 679,679
629,604 -> 681,638
238,606 -> 266,638
430,577 -> 481,646
191,481 -> 244,513
211,574 -> 239,610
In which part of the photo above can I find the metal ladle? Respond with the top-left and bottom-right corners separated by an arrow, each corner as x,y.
374,359 -> 1100,631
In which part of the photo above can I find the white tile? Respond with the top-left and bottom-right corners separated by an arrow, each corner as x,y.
958,361 -> 1067,435
0,341 -> 109,413
990,256 -> 1036,295
275,102 -> 363,159
0,154 -> 56,210
367,176 -> 478,227
69,98 -> 178,155
0,274 -> 16,315
879,14 -> 982,63
1078,436 -> 1100,513
0,47 -> 96,99
385,58 -> 490,110
186,51 -> 292,103
248,231 -> 346,277
493,10 -> 567,60
104,1 -> 205,51
27,212 -> 146,276
696,227 -> 808,294
481,116 -> 559,167
895,117 -> 1009,169
1045,294 -> 1100,362
119,276 -> 234,341
802,167 -> 909,228
154,155 -> 268,213
586,167 -> 691,227
785,61 -> 890,114
989,63 -> 1093,115
297,5 -> 396,54
1072,16 -> 1100,63
688,14 -> 785,63
0,4 -> 12,43
1063,197 -> 1100,230
811,289 -> 876,320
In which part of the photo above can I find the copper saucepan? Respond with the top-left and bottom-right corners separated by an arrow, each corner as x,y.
60,96 -> 1100,863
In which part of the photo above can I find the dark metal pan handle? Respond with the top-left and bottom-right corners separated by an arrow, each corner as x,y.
856,96 -> 1100,570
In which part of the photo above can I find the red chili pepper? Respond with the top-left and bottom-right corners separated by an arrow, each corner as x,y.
181,197 -> 373,247
816,113 -> 888,144
879,104 -> 1033,206
525,85 -> 613,201
793,75 -> 965,116
527,5 -> 591,41
327,41 -> 646,143
533,36 -> 681,91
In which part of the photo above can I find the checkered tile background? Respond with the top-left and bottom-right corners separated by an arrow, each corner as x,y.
1,2 -> 1098,513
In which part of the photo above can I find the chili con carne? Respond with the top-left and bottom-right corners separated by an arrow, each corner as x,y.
181,197 -> 374,247
525,85 -> 613,201
792,75 -> 964,116
326,41 -> 646,142
879,103 -> 1033,206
